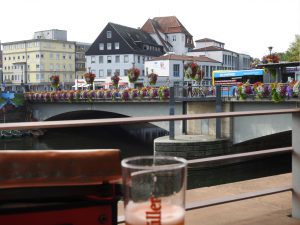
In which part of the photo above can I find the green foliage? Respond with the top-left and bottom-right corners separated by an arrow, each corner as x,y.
281,35 -> 300,62
12,94 -> 25,106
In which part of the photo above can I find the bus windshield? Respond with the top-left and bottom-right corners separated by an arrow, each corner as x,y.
212,69 -> 264,85
212,69 -> 264,96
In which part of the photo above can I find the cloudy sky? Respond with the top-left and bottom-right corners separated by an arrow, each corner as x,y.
1,0 -> 299,59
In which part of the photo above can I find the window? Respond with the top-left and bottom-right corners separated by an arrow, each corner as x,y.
99,56 -> 103,63
114,42 -> 119,50
91,56 -> 95,63
115,69 -> 120,76
115,55 -> 120,63
50,64 -> 53,71
173,64 -> 180,77
138,56 -> 140,63
99,69 -> 104,77
36,74 -> 40,81
63,54 -> 66,59
107,56 -> 112,63
107,69 -> 112,76
41,54 -> 44,58
124,69 -> 128,75
69,54 -> 72,59
36,64 -> 40,69
107,43 -> 112,50
49,53 -> 53,59
56,53 -> 60,59
124,55 -> 129,63
172,35 -> 176,42
107,31 -> 112,38
40,73 -> 45,81
99,43 -> 104,50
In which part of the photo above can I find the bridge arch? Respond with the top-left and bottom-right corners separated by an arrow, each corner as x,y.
29,102 -> 183,133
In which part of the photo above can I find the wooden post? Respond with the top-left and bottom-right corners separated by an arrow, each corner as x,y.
292,111 -> 300,219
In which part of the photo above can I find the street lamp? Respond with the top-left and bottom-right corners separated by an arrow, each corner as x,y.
268,46 -> 273,56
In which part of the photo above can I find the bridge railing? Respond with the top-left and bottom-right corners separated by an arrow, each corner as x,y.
0,108 -> 300,222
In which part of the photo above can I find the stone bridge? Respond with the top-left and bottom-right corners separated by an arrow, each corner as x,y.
28,99 -> 300,144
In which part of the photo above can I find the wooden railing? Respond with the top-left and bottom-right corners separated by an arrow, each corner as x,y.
0,108 -> 300,221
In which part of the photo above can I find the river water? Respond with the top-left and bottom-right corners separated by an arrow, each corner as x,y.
0,125 -> 291,189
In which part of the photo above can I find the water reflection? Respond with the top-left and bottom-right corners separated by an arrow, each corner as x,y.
0,126 -> 153,159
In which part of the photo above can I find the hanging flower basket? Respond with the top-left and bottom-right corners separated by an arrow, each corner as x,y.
111,73 -> 120,89
147,72 -> 158,85
128,68 -> 140,83
184,62 -> 199,79
262,53 -> 280,64
50,75 -> 60,88
84,72 -> 96,84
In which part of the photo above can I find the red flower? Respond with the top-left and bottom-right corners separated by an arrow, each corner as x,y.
128,68 -> 140,83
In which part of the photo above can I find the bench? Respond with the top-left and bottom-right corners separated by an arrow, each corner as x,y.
0,149 -> 122,225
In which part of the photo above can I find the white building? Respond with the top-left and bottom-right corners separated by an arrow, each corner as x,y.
144,54 -> 222,86
34,29 -> 67,41
141,16 -> 194,55
85,22 -> 164,87
188,38 -> 251,70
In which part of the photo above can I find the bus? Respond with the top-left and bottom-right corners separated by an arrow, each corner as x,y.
212,69 -> 264,96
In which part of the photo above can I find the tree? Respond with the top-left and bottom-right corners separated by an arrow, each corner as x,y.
284,35 -> 300,62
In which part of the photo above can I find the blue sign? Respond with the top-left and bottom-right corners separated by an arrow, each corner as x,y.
213,69 -> 264,78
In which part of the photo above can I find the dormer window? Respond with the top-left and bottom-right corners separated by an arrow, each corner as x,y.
107,31 -> 112,38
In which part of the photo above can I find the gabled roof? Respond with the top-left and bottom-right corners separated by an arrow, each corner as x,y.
191,46 -> 238,54
110,22 -> 158,48
141,16 -> 194,50
142,16 -> 192,36
195,38 -> 224,45
148,54 -> 221,63
86,22 -> 163,56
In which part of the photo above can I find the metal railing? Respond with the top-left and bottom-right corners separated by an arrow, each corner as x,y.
0,108 -> 299,222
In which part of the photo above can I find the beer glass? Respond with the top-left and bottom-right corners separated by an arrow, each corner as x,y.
122,156 -> 187,225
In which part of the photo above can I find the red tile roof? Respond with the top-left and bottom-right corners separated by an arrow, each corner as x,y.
148,54 -> 221,63
142,16 -> 192,35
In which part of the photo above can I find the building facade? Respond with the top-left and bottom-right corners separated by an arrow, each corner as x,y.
85,22 -> 164,87
144,54 -> 222,86
188,38 -> 251,70
75,42 -> 91,79
2,29 -> 76,91
141,16 -> 194,54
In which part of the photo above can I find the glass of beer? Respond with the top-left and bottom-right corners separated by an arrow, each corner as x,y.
122,156 -> 187,225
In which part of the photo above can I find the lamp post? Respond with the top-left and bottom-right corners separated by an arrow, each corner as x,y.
268,46 -> 273,56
